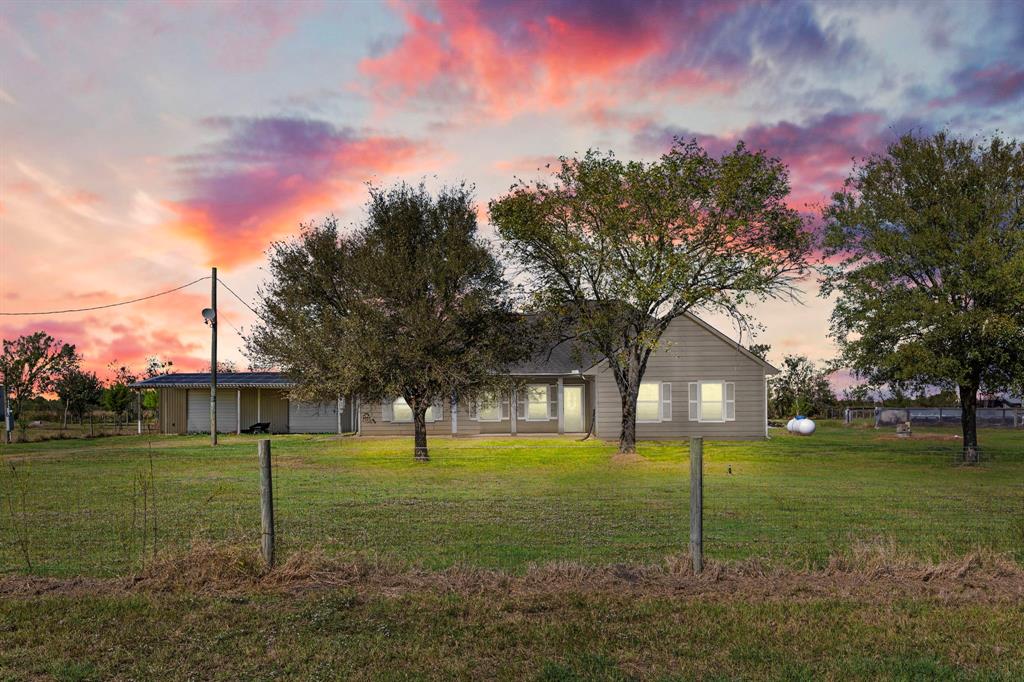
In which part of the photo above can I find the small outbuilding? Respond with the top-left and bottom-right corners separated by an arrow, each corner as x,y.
133,372 -> 354,435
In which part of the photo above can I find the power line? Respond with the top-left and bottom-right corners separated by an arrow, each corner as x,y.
217,278 -> 262,319
0,277 -> 211,316
222,316 -> 246,338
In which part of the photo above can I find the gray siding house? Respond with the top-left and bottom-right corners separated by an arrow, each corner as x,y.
359,313 -> 776,440
138,314 -> 776,440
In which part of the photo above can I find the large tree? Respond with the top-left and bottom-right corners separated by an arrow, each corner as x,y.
54,367 -> 104,426
768,355 -> 837,419
0,332 -> 78,423
821,132 -> 1024,461
249,183 -> 529,460
490,140 -> 812,453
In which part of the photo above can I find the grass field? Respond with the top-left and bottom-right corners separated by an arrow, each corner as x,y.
3,424 -> 1024,680
4,581 -> 1023,680
2,423 -> 1023,577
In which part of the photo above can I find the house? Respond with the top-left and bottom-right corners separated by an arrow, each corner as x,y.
136,313 -> 777,440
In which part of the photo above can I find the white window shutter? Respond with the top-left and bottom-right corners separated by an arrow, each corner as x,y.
500,392 -> 510,420
382,400 -> 394,422
725,382 -> 736,421
517,389 -> 527,420
661,382 -> 672,422
688,382 -> 699,421
548,385 -> 558,420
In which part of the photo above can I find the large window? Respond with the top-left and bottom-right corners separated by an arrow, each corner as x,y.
688,381 -> 735,423
637,382 -> 661,422
700,382 -> 724,421
526,384 -> 550,420
391,397 -> 434,423
477,391 -> 501,421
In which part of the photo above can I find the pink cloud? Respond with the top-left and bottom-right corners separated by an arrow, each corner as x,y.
360,0 -> 862,120
632,110 -> 924,211
1,288 -> 214,380
164,116 -> 433,266
931,62 -> 1024,108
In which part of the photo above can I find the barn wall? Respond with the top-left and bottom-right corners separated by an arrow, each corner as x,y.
160,388 -> 187,435
240,389 -> 259,429
259,389 -> 290,434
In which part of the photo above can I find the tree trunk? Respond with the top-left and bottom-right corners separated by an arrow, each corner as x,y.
619,390 -> 637,453
617,369 -> 642,454
412,402 -> 429,461
958,383 -> 979,463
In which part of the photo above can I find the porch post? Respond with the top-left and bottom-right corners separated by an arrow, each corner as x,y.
557,378 -> 564,435
256,388 -> 262,423
236,389 -> 241,434
337,396 -> 343,434
510,388 -> 517,436
451,396 -> 458,435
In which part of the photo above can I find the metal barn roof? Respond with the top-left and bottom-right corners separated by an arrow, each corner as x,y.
132,372 -> 294,389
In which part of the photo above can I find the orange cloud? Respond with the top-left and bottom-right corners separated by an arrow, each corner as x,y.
164,117 -> 433,267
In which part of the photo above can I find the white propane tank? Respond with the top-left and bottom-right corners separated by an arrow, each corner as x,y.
797,418 -> 816,435
786,418 -> 798,432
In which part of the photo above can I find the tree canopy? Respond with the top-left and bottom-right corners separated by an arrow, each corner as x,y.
767,355 -> 836,419
54,367 -> 104,424
490,140 -> 812,452
821,131 -> 1024,460
0,332 -> 78,422
249,182 -> 530,460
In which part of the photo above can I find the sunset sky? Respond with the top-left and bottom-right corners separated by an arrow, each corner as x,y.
2,0 -> 1023,386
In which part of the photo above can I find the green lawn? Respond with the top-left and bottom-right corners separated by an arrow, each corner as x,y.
3,589 -> 1023,681
2,423 -> 1023,577
3,424 -> 1024,680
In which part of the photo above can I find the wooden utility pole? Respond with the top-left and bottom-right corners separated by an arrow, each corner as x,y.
1,385 -> 10,445
258,439 -> 275,567
689,437 -> 703,574
210,266 -> 218,446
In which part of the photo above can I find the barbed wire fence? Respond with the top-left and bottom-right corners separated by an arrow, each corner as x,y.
2,424 -> 1023,578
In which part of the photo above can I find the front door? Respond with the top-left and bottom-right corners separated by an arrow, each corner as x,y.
563,385 -> 584,432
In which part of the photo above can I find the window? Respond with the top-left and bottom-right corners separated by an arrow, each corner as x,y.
390,397 -> 435,423
526,384 -> 550,420
477,391 -> 501,422
701,382 -> 724,421
392,397 -> 413,422
637,382 -> 661,422
636,382 -> 672,423
687,381 -> 736,423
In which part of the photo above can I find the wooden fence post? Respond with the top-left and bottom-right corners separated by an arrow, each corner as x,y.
689,437 -> 703,574
258,439 -> 275,567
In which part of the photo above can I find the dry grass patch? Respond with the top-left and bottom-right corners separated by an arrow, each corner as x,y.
4,540 -> 1022,605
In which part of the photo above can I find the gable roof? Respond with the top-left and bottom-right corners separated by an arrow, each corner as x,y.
581,312 -> 780,375
684,313 -> 780,374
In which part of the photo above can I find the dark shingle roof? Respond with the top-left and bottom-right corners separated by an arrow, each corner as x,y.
508,338 -> 603,375
131,372 -> 293,389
